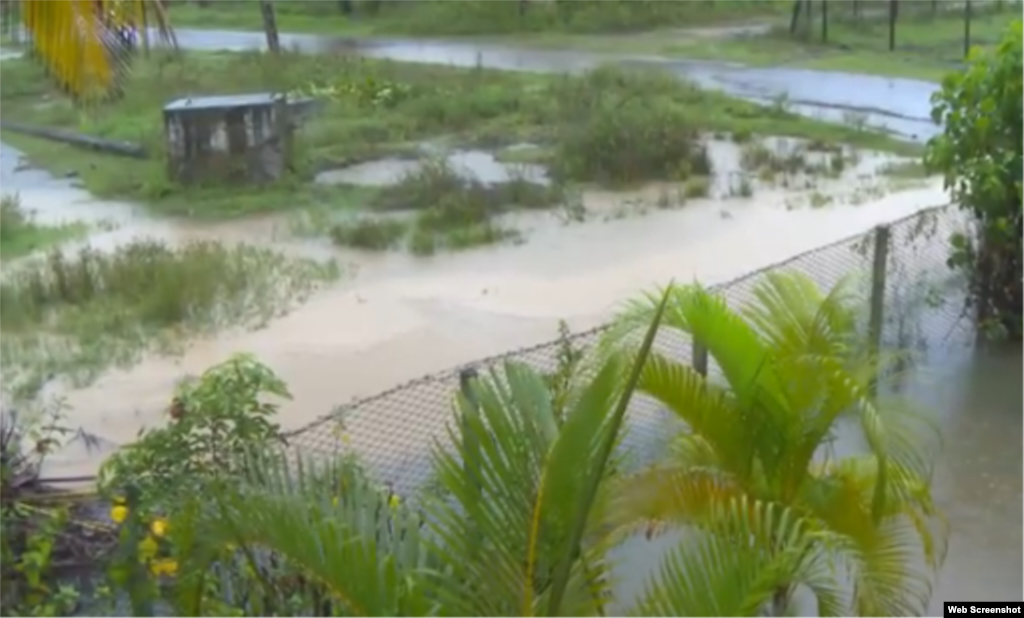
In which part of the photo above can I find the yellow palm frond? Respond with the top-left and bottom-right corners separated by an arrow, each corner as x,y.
16,0 -> 176,102
800,455 -> 948,616
606,466 -> 747,541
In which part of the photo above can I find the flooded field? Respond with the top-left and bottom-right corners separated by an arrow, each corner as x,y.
0,132 -> 948,479
2,28 -> 1019,611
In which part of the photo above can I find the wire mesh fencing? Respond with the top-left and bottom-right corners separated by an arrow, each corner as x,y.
285,203 -> 971,498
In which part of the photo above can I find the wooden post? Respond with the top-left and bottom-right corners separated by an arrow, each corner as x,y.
260,0 -> 281,54
867,224 -> 891,396
458,367 -> 484,555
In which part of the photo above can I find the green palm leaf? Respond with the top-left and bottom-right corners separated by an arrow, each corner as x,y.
632,497 -> 848,617
174,452 -> 436,617
428,287 -> 670,617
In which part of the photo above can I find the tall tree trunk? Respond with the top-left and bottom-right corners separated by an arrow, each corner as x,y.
821,0 -> 828,42
853,0 -> 860,19
963,0 -> 972,58
788,0 -> 803,34
338,0 -> 353,15
931,0 -> 938,16
888,0 -> 898,52
260,0 -> 280,55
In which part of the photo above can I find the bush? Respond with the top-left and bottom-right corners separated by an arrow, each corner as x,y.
97,354 -> 288,513
551,69 -> 712,185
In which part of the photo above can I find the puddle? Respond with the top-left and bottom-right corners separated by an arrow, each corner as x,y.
315,149 -> 549,187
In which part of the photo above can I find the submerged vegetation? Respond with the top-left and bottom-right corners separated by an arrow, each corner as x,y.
327,157 -> 565,254
0,193 -> 84,259
0,240 -> 339,400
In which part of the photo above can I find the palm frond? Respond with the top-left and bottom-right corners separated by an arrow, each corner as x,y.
428,288 -> 670,617
174,451 -> 436,617
605,465 -> 747,541
17,0 -> 176,102
632,351 -> 757,482
632,497 -> 849,617
742,271 -> 862,359
799,455 -> 948,617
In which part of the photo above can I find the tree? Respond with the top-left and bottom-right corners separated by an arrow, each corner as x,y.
259,0 -> 280,55
596,271 -> 948,616
925,20 -> 1023,341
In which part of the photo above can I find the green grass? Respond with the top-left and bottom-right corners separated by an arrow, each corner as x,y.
1,47 -> 917,228
0,193 -> 86,260
166,0 -> 791,36
0,239 -> 340,401
606,1 -> 1019,82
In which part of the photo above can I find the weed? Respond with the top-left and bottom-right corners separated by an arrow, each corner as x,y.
735,176 -> 754,198
828,151 -> 847,176
0,241 -> 339,400
341,158 -> 561,253
740,140 -> 809,176
809,191 -> 833,209
879,160 -> 929,179
0,194 -> 84,260
683,176 -> 712,199
329,217 -> 408,250
731,129 -> 754,143
806,138 -> 843,153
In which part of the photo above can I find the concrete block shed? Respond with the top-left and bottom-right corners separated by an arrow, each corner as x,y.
162,93 -> 318,186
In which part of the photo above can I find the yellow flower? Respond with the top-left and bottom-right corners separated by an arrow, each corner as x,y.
340,432 -> 352,446
150,518 -> 169,538
388,494 -> 401,510
150,558 -> 178,577
110,505 -> 129,524
138,535 -> 158,561
332,496 -> 339,507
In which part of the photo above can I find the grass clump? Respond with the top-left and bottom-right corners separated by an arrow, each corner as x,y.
326,158 -> 562,255
0,240 -> 339,399
0,194 -> 84,260
683,176 -> 712,199
550,69 -> 713,186
329,217 -> 409,251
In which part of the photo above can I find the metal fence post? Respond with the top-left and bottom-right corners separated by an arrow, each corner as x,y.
458,368 -> 481,492
692,342 -> 709,377
867,224 -> 891,395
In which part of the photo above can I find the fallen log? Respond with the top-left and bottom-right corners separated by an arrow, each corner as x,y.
0,121 -> 148,159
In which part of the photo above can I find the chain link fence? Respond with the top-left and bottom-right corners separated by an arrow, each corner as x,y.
30,202 -> 971,538
284,202 -> 972,498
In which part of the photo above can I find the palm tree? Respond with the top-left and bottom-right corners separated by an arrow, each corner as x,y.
12,0 -> 175,101
596,271 -> 949,616
154,290 -> 863,617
